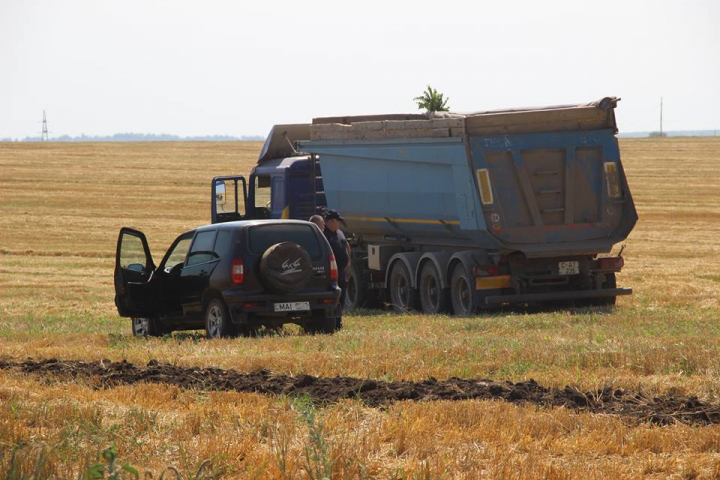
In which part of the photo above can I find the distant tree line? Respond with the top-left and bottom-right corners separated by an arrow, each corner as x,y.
0,133 -> 265,142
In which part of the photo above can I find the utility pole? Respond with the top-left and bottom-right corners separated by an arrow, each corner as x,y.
659,97 -> 663,136
41,110 -> 49,142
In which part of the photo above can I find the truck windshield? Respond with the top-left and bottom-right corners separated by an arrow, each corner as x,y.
248,224 -> 322,260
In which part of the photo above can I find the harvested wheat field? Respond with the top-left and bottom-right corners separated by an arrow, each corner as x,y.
1,138 -> 720,478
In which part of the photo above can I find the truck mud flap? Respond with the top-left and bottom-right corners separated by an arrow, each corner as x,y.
483,288 -> 632,306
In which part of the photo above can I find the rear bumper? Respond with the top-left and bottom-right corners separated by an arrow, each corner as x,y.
483,288 -> 632,306
223,287 -> 341,315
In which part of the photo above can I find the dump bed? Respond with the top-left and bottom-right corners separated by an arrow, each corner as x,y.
297,97 -> 637,258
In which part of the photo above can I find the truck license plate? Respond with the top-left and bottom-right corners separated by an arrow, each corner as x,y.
274,302 -> 310,312
558,261 -> 580,275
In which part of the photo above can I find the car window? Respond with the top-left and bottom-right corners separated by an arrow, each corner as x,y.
120,234 -> 147,270
249,224 -> 322,260
186,230 -> 217,266
213,230 -> 232,257
163,236 -> 192,272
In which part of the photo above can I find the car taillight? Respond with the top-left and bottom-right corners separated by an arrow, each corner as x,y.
599,257 -> 624,271
329,253 -> 338,281
231,259 -> 244,285
473,265 -> 499,276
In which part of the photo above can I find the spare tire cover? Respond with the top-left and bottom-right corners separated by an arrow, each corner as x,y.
259,242 -> 313,293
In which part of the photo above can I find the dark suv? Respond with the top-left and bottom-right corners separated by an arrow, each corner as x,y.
114,220 -> 341,338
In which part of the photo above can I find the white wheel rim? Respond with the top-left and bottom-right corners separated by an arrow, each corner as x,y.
133,318 -> 150,336
207,305 -> 222,337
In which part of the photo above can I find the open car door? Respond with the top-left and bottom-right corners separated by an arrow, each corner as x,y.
211,176 -> 247,224
114,228 -> 160,318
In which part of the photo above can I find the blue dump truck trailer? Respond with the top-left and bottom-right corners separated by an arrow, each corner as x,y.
212,97 -> 637,314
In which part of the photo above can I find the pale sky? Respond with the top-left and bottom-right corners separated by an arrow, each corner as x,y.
1,0 -> 718,138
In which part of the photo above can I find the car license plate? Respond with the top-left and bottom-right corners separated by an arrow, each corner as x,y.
558,261 -> 580,275
273,301 -> 310,312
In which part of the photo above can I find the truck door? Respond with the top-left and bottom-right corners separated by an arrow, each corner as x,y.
212,176 -> 247,224
114,228 -> 160,318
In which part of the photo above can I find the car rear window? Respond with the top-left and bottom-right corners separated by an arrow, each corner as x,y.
248,224 -> 323,259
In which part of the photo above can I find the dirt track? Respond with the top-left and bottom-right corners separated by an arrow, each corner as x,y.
2,358 -> 719,426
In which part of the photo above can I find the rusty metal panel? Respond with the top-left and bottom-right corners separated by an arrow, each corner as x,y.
465,106 -> 613,136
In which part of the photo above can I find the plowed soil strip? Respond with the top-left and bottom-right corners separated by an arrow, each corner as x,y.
2,358 -> 719,426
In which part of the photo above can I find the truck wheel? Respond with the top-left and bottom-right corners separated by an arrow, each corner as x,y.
131,318 -> 168,337
345,262 -> 379,310
303,311 -> 337,335
590,272 -> 617,307
450,263 -> 478,316
419,262 -> 449,314
205,298 -> 238,339
390,262 -> 418,313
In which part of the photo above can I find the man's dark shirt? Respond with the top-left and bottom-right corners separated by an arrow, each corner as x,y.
324,227 -> 349,284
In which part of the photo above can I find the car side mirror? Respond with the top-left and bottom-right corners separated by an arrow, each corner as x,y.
169,263 -> 183,276
126,263 -> 145,272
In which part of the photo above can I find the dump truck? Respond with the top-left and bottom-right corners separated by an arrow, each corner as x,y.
211,97 -> 637,314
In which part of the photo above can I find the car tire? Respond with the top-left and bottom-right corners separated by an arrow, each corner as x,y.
303,311 -> 337,335
259,242 -> 313,294
131,317 -> 168,337
204,298 -> 238,339
450,263 -> 479,316
419,262 -> 449,314
389,261 -> 418,314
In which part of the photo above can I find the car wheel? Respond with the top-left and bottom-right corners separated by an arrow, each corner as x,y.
204,298 -> 238,339
303,311 -> 337,335
450,263 -> 478,316
131,317 -> 167,337
419,262 -> 449,314
390,261 -> 418,314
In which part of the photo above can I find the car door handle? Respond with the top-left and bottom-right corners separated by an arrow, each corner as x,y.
198,270 -> 208,277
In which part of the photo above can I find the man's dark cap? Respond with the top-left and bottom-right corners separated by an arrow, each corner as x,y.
324,209 -> 345,223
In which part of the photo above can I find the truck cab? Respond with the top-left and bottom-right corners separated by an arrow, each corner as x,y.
211,125 -> 325,225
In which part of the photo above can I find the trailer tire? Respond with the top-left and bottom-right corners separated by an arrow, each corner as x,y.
390,261 -> 418,313
590,272 -> 617,307
450,263 -> 479,316
419,262 -> 449,314
344,262 -> 379,310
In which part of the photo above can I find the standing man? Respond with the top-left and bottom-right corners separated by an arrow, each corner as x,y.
308,215 -> 325,231
323,210 -> 349,329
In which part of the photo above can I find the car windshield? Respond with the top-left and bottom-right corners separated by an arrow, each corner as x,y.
248,224 -> 322,260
